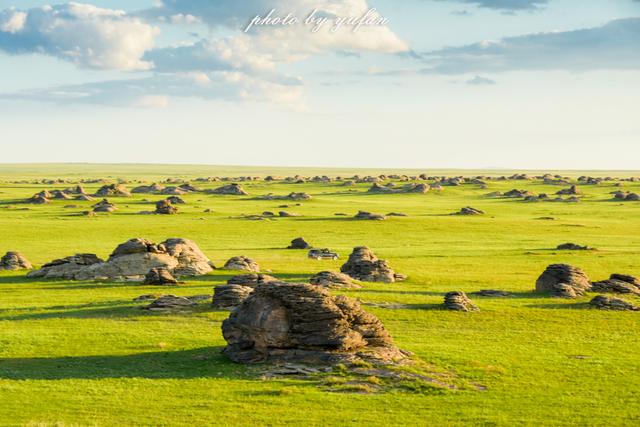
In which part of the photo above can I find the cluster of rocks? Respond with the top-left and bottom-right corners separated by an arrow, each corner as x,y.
0,251 -> 32,270
258,192 -> 311,200
221,282 -> 405,365
556,185 -> 582,196
354,211 -> 386,220
367,183 -> 429,194
557,243 -> 592,251
536,264 -> 640,299
340,246 -> 404,283
27,238 -> 212,281
444,291 -> 478,312
27,188 -> 96,204
613,191 -> 640,201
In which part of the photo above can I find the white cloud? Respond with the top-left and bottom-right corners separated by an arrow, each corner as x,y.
0,3 -> 159,70
2,71 -> 305,110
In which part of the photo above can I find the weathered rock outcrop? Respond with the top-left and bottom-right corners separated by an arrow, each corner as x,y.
455,207 -> 484,216
143,267 -> 178,286
0,251 -> 32,270
340,247 -> 400,283
95,184 -> 131,197
557,243 -> 591,250
444,291 -> 478,311
589,295 -> 639,311
535,264 -> 591,298
207,184 -> 248,195
309,271 -> 361,289
155,200 -> 178,215
223,256 -> 260,272
287,237 -> 311,249
212,285 -> 254,308
354,211 -> 386,220
27,254 -> 104,279
27,238 -> 212,280
227,273 -> 277,287
591,274 -> 640,295
222,282 -> 405,364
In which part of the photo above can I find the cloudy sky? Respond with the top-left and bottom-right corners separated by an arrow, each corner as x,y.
1,0 -> 639,169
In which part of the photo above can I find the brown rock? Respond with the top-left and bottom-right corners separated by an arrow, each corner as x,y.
0,251 -> 32,270
212,284 -> 254,308
143,267 -> 178,286
589,295 -> 639,311
340,246 -> 398,283
223,256 -> 260,272
227,273 -> 278,287
309,271 -> 361,289
535,264 -> 591,298
221,282 -> 404,364
287,237 -> 311,249
444,291 -> 478,311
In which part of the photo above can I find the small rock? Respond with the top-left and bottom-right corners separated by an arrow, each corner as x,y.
444,291 -> 478,311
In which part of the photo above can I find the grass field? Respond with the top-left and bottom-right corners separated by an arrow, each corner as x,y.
1,164 -> 639,426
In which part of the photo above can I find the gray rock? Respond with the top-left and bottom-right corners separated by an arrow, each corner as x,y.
444,291 -> 478,311
340,247 -> 398,283
535,264 -> 591,298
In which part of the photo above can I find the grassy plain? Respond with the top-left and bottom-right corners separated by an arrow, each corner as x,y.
0,164 -> 639,426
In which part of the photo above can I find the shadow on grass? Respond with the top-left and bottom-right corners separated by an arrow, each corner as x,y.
0,347 -> 242,380
525,302 -> 591,310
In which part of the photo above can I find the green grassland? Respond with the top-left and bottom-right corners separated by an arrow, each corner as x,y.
0,164 -> 639,426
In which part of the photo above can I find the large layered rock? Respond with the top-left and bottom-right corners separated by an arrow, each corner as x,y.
223,256 -> 260,272
95,184 -> 131,197
207,184 -> 248,195
591,274 -> 640,295
589,295 -> 639,311
287,237 -> 311,249
27,254 -> 104,279
309,271 -> 361,289
93,199 -> 117,213
227,273 -> 277,287
143,267 -> 178,286
28,238 -> 212,280
212,284 -> 254,308
444,291 -> 478,311
0,251 -> 32,270
340,247 -> 399,283
222,282 -> 404,364
155,200 -> 178,215
535,264 -> 591,298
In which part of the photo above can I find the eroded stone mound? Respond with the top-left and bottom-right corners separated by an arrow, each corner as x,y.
0,251 -> 32,270
309,271 -> 361,289
444,291 -> 478,311
535,264 -> 591,298
93,199 -> 117,213
28,238 -> 212,280
340,246 -> 400,283
227,273 -> 277,287
557,243 -> 591,250
212,284 -> 254,308
95,184 -> 131,197
223,256 -> 260,272
222,282 -> 404,364
143,267 -> 178,286
456,207 -> 484,216
287,237 -> 311,249
143,295 -> 196,311
208,184 -> 248,195
354,211 -> 386,220
155,200 -> 178,215
589,295 -> 639,311
591,275 -> 640,295
27,254 -> 104,279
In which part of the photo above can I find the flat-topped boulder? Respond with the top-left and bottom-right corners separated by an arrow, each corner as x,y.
142,295 -> 197,311
444,291 -> 478,311
207,184 -> 248,195
354,211 -> 386,220
589,295 -> 639,311
309,271 -> 361,289
227,273 -> 277,287
340,246 -> 401,283
535,264 -> 591,298
222,282 -> 405,365
212,284 -> 254,309
223,256 -> 260,272
455,206 -> 484,216
592,274 -> 640,295
27,253 -> 104,280
95,184 -> 131,197
0,251 -> 32,270
557,243 -> 591,250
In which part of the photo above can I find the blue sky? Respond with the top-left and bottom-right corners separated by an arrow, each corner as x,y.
0,0 -> 639,168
